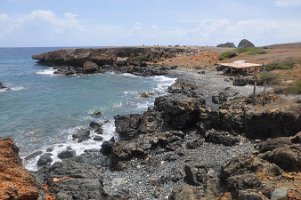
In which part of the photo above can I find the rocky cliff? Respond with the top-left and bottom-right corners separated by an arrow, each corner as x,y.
0,138 -> 38,200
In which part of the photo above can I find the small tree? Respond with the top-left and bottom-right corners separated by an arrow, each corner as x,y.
256,71 -> 278,105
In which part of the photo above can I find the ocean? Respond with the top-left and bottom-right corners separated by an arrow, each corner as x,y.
0,47 -> 176,170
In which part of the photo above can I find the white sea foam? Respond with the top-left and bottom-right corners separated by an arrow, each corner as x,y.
151,75 -> 177,93
121,73 -> 139,78
0,85 -> 25,93
11,86 -> 25,91
36,68 -> 57,76
23,121 -> 116,172
0,88 -> 8,93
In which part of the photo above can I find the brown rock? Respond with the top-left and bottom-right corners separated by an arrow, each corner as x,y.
169,185 -> 202,200
0,138 -> 38,200
83,61 -> 99,73
115,57 -> 129,66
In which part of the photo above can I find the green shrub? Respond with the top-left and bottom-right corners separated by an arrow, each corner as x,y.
133,54 -> 147,62
218,51 -> 237,60
265,62 -> 294,71
218,47 -> 266,60
256,72 -> 278,82
289,80 -> 301,94
236,47 -> 266,55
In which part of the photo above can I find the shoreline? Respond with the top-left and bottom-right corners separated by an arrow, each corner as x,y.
1,47 -> 301,199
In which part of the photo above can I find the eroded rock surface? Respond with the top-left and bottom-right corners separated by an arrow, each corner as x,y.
0,138 -> 38,200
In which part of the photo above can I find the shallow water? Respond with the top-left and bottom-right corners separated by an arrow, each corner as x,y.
0,47 -> 176,170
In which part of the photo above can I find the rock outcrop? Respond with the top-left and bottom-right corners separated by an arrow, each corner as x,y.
238,39 -> 255,48
35,158 -> 108,200
217,42 -> 236,48
32,47 -> 194,76
219,132 -> 301,200
199,95 -> 301,139
0,138 -> 38,200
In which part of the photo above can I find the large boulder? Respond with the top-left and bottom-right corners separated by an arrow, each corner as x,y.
154,94 -> 205,129
37,153 -> 53,167
221,155 -> 282,199
36,158 -> 108,199
168,80 -> 197,95
83,61 -> 99,73
238,39 -> 255,48
138,109 -> 164,133
0,138 -> 38,200
72,128 -> 91,142
260,144 -> 301,172
205,129 -> 239,146
114,114 -> 141,139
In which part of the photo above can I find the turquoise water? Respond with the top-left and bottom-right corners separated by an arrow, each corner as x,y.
0,48 -> 175,169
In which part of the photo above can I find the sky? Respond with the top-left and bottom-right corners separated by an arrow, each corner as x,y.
0,0 -> 301,47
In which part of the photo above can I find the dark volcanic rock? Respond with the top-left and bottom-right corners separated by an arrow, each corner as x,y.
221,154 -> 282,199
260,144 -> 301,172
24,150 -> 43,161
114,114 -> 141,139
138,108 -> 164,134
36,158 -> 108,200
154,94 -> 205,129
101,141 -> 113,155
186,139 -> 203,149
72,128 -> 91,142
238,39 -> 255,48
212,92 -> 228,104
37,153 -> 53,167
205,129 -> 239,146
168,80 -> 197,95
292,131 -> 301,143
217,42 -> 236,48
257,137 -> 292,153
57,148 -> 76,159
89,121 -> 103,130
169,185 -> 202,200
0,81 -> 8,89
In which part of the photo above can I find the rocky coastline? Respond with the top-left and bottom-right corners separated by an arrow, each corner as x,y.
29,77 -> 301,200
1,47 -> 301,199
32,47 -> 197,76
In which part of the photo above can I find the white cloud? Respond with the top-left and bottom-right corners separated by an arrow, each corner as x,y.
0,9 -> 301,46
274,0 -> 301,6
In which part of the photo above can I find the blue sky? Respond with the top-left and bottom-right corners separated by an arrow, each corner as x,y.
0,0 -> 301,47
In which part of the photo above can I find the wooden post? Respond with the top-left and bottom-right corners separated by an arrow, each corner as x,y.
263,80 -> 267,105
253,76 -> 257,105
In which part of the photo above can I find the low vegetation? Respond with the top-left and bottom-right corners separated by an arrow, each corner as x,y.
218,51 -> 237,60
264,62 -> 295,71
289,80 -> 301,94
256,71 -> 279,82
219,47 -> 266,60
236,47 -> 266,55
133,54 -> 147,62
